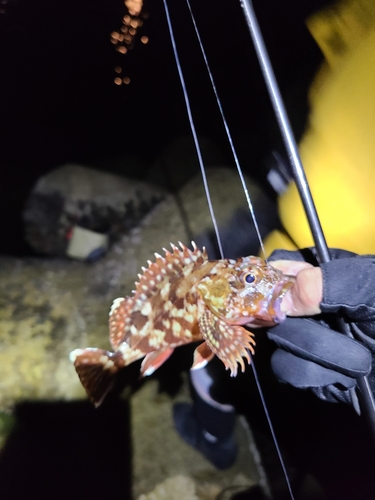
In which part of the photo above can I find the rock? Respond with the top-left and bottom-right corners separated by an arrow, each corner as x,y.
136,475 -> 199,500
0,166 -> 274,500
132,379 -> 257,499
23,164 -> 166,256
0,257 -> 108,411
175,166 -> 278,258
99,166 -> 278,295
0,166 -> 277,412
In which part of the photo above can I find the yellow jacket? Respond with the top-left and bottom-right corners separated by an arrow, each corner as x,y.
264,0 -> 375,255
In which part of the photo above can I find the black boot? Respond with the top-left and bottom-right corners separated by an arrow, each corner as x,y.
173,395 -> 237,470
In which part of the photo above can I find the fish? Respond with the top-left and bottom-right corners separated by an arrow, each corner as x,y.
70,242 -> 295,406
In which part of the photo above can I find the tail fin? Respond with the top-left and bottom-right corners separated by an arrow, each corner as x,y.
70,348 -> 124,407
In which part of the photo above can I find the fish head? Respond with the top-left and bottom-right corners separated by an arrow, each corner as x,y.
197,256 -> 295,327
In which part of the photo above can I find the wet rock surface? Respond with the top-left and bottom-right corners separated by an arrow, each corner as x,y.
0,166 -> 275,498
1,166 -> 276,410
132,379 -> 261,500
23,164 -> 166,256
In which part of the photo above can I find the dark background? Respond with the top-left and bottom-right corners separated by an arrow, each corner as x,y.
4,2 -> 375,500
0,0 -> 328,256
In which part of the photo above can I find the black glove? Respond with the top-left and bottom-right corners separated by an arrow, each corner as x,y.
267,248 -> 374,406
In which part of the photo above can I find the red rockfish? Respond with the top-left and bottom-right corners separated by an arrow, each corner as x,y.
70,242 -> 294,406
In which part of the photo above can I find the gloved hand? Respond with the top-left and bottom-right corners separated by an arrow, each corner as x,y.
267,248 -> 374,406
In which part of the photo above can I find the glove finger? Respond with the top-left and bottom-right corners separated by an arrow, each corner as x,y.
268,318 -> 372,379
268,247 -> 357,263
271,349 -> 357,389
311,385 -> 352,405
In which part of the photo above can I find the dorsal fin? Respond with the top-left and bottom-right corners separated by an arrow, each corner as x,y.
108,296 -> 134,349
134,241 -> 207,302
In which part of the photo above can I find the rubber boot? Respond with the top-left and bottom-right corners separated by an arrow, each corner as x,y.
173,392 -> 237,469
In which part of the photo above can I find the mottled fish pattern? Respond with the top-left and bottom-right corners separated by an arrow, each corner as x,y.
70,242 -> 294,406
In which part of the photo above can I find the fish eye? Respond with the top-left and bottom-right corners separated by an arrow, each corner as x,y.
242,272 -> 255,284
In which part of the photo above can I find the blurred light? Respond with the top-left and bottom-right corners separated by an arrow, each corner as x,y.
125,0 -> 142,16
112,0 -> 148,86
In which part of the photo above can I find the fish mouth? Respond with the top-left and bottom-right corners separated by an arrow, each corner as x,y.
226,275 -> 295,327
270,276 -> 295,323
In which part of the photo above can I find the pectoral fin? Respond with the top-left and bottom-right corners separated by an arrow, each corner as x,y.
198,309 -> 256,376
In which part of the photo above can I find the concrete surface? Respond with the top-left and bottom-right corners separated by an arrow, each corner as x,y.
131,375 -> 269,499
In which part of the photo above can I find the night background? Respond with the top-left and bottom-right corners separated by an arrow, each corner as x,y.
3,1 -> 375,500
0,0 -> 328,257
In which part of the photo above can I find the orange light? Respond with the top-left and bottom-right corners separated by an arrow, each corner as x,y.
111,0 -> 147,87
125,0 -> 143,16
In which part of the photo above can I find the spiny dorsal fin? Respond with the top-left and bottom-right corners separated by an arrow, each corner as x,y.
132,241 -> 207,303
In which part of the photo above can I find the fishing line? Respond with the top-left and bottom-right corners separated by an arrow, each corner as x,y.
163,1 -> 295,497
162,0 -> 225,260
182,2 -> 294,497
184,0 -> 267,261
249,352 -> 295,500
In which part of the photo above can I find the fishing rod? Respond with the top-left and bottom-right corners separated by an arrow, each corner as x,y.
240,0 -> 375,437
